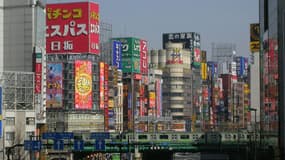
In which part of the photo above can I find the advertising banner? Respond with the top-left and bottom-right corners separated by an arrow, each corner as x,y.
75,60 -> 92,109
46,63 -> 63,108
112,40 -> 122,69
46,2 -> 100,54
99,62 -> 105,109
140,40 -> 148,74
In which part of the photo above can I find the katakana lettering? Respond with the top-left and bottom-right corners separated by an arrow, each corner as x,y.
50,25 -> 61,37
62,9 -> 72,19
77,24 -> 88,35
63,21 -> 76,36
47,8 -> 82,20
47,8 -> 61,20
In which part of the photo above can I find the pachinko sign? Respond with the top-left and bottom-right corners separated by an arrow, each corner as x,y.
46,1 -> 100,54
75,60 -> 92,109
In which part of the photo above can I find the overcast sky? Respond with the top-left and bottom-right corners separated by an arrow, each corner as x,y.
95,0 -> 259,58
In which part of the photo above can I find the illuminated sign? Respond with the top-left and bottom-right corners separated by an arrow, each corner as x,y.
99,62 -> 105,109
75,60 -> 92,109
46,2 -> 100,54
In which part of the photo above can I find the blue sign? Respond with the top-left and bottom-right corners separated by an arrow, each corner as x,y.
53,139 -> 64,150
90,132 -> 110,139
95,139 -> 105,151
24,140 -> 32,150
74,140 -> 84,151
32,141 -> 42,151
42,132 -> 74,139
24,140 -> 41,151
112,40 -> 122,69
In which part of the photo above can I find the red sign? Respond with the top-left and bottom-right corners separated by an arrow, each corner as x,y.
46,2 -> 99,54
140,40 -> 148,74
35,73 -> 42,93
75,60 -> 92,109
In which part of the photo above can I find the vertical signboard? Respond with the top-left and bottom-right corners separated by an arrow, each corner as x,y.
112,40 -> 122,69
34,53 -> 42,94
156,80 -> 162,117
193,48 -> 201,68
149,92 -> 156,116
140,40 -> 148,74
250,23 -> 260,53
46,63 -> 63,108
75,60 -> 92,109
99,62 -> 105,110
46,2 -> 100,54
0,87 -> 2,138
104,64 -> 109,131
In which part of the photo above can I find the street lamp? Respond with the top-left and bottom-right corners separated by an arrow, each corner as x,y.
249,107 -> 257,160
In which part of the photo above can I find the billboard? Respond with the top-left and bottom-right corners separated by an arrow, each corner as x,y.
75,60 -> 92,109
46,2 -> 100,54
104,63 -> 109,130
250,23 -> 260,53
46,63 -> 63,108
162,32 -> 194,50
99,62 -> 105,110
140,40 -> 148,74
112,40 -> 122,69
113,37 -> 140,57
192,48 -> 201,68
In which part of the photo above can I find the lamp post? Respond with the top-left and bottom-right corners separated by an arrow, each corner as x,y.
249,107 -> 257,160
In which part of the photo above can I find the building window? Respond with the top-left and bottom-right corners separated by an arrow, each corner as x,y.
5,117 -> 15,126
26,117 -> 35,125
6,132 -> 15,141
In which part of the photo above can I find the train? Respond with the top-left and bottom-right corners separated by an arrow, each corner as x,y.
106,131 -> 260,145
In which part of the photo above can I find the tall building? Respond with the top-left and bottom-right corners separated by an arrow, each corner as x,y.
259,0 -> 285,159
0,1 -> 45,159
161,43 -> 192,132
211,43 -> 236,75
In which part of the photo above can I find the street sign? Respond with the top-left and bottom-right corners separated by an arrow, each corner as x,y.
42,132 -> 74,139
90,132 -> 110,139
95,139 -> 105,151
42,132 -> 57,139
24,140 -> 42,151
53,139 -> 64,150
74,140 -> 84,151
32,141 -> 42,151
24,140 -> 32,150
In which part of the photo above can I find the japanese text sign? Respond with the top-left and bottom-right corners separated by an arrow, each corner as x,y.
46,2 -> 100,54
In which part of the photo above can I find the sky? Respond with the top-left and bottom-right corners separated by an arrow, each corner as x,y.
95,0 -> 259,59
